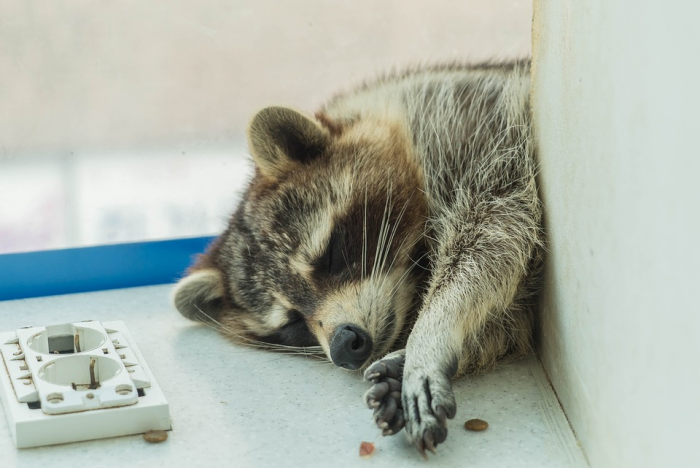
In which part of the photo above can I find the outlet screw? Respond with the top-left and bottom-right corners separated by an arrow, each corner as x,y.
47,393 -> 64,404
116,385 -> 133,395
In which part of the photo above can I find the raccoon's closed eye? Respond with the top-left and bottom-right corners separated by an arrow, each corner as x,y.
259,309 -> 318,347
322,228 -> 348,277
286,309 -> 304,324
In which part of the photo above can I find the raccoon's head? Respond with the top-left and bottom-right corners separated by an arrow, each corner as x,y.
173,106 -> 428,370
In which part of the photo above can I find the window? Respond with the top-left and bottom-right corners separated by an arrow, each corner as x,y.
0,1 -> 532,298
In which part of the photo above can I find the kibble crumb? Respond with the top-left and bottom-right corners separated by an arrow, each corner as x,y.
464,418 -> 489,431
143,430 -> 168,443
359,441 -> 375,457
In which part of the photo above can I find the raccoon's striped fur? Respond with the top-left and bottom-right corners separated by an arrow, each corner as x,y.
172,60 -> 543,455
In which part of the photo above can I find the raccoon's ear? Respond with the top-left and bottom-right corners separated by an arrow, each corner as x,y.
248,106 -> 330,179
171,269 -> 226,323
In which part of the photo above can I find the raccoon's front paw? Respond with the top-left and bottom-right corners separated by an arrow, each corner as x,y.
363,350 -> 406,436
401,366 -> 456,457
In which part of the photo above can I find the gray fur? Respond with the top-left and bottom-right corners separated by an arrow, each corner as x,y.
172,61 -> 543,455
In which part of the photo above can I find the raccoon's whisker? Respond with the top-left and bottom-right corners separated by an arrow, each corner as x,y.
387,267 -> 417,301
260,352 -> 329,365
423,231 -> 439,244
377,235 -> 414,296
376,195 -> 412,291
199,323 -> 290,353
362,185 -> 368,280
340,240 -> 354,278
190,308 -> 263,347
372,181 -> 394,281
248,341 -> 326,353
387,249 -> 430,300
379,196 -> 409,271
389,233 -> 423,277
191,305 -> 327,356
407,245 -> 430,271
377,218 -> 423,296
190,306 -> 238,335
371,190 -> 388,280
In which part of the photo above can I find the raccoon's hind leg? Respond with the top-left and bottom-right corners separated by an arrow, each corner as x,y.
364,350 -> 406,436
398,189 -> 542,455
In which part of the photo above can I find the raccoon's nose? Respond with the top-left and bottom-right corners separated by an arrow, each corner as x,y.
329,324 -> 373,370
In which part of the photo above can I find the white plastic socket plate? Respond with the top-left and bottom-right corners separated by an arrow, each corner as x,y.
0,320 -> 170,448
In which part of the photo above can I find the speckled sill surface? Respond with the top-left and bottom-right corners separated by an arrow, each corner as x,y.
0,285 -> 588,468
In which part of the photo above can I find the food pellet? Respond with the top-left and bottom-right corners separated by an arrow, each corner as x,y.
143,430 -> 168,443
464,418 -> 489,431
359,441 -> 375,457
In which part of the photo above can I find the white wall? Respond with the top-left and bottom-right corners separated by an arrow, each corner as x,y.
532,1 -> 700,467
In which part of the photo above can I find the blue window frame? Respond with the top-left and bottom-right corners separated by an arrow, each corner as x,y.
0,236 -> 215,301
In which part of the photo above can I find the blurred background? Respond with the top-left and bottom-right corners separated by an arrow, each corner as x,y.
0,0 -> 531,254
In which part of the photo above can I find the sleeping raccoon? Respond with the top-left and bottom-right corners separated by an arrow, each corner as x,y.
172,61 -> 544,455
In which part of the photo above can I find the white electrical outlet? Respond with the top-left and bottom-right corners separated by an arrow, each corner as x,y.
0,320 -> 171,448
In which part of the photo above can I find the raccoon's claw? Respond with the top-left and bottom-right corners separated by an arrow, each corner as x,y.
413,430 -> 436,460
365,381 -> 389,408
423,430 -> 437,455
381,408 -> 405,436
434,405 -> 449,426
401,369 -> 456,456
364,377 -> 401,407
363,351 -> 405,382
366,377 -> 406,434
373,394 -> 397,425
364,351 -> 407,436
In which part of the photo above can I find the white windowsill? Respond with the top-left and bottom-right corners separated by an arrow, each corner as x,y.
0,285 -> 588,467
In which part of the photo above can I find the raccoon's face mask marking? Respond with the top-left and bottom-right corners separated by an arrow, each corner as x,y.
173,106 -> 428,370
